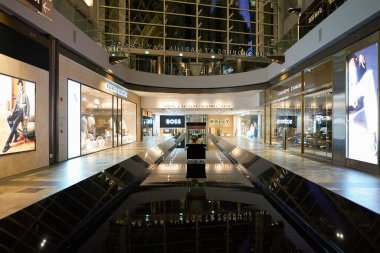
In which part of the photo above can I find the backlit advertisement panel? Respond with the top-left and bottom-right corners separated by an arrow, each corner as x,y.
68,79 -> 81,158
347,43 -> 379,164
0,74 -> 36,155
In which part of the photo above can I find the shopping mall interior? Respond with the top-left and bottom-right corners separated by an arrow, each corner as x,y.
0,0 -> 380,252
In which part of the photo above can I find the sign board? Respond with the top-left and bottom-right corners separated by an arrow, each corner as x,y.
18,0 -> 53,20
26,0 -> 42,11
160,115 -> 185,128
276,116 -> 297,128
105,82 -> 128,99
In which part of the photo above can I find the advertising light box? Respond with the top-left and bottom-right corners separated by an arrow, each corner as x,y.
347,43 -> 378,164
0,73 -> 36,156
160,115 -> 185,128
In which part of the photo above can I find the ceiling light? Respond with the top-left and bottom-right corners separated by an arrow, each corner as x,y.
144,50 -> 149,54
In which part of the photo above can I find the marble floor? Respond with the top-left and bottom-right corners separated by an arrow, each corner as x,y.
0,135 -> 379,221
0,136 -> 169,219
224,136 -> 380,215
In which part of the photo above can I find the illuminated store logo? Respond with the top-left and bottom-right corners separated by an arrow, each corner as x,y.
308,7 -> 323,24
144,119 -> 153,125
276,119 -> 293,125
166,119 -> 182,125
106,82 -> 128,98
160,116 -> 185,128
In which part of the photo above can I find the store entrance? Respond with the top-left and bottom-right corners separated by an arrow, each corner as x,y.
186,122 -> 206,144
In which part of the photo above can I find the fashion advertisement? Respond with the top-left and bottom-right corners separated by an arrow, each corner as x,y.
0,74 -> 36,155
347,43 -> 379,164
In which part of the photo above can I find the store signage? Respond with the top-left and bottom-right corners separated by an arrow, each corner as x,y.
19,0 -> 53,20
143,117 -> 153,127
25,0 -> 42,11
277,83 -> 302,96
163,104 -> 232,109
276,119 -> 293,125
209,119 -> 230,124
160,115 -> 185,128
276,116 -> 297,128
106,82 -> 128,98
166,119 -> 182,124
308,7 -> 323,24
300,0 -> 345,36
107,43 -> 254,57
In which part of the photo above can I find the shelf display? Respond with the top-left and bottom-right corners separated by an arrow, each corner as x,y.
81,86 -> 113,155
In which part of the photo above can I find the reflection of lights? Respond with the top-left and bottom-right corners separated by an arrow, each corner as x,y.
336,232 -> 344,240
40,238 -> 47,248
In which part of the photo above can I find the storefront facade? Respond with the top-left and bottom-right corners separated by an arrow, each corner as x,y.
59,55 -> 140,161
263,32 -> 379,173
159,115 -> 185,136
208,115 -> 234,137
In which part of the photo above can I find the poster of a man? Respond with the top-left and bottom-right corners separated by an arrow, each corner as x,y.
0,74 -> 36,155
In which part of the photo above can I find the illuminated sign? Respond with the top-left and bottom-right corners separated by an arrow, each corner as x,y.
166,119 -> 182,125
308,7 -> 323,24
276,119 -> 293,125
143,116 -> 153,127
160,115 -> 185,128
276,116 -> 297,128
347,43 -> 378,165
106,82 -> 128,98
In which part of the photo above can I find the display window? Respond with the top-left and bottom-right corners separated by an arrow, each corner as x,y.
0,74 -> 36,156
346,43 -> 378,165
67,80 -> 136,158
208,115 -> 234,137
304,89 -> 332,158
270,75 -> 302,152
142,116 -> 154,137
81,85 -> 113,155
303,60 -> 333,159
240,115 -> 259,138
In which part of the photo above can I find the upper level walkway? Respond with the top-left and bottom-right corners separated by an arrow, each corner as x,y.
0,136 -> 379,220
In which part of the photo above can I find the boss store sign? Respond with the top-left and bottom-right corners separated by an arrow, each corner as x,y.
160,115 -> 185,128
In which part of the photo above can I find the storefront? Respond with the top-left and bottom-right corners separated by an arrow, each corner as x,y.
159,115 -> 185,136
266,60 -> 333,159
59,55 -> 140,161
263,31 -> 380,173
67,79 -> 136,158
208,115 -> 234,137
142,116 -> 154,137
238,113 -> 262,139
